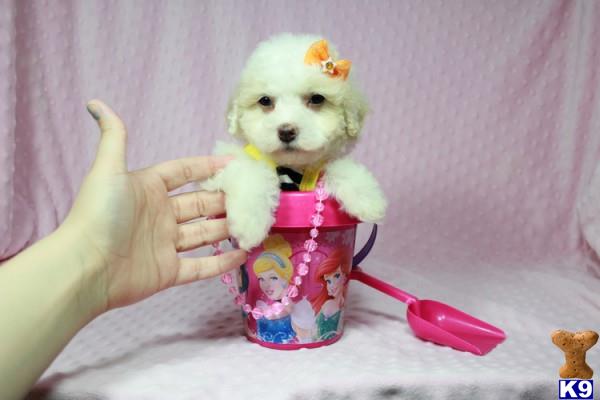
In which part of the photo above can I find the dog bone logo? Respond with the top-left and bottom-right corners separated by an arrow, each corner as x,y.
304,39 -> 351,80
551,329 -> 598,379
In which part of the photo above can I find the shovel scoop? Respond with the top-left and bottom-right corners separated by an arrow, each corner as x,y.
350,267 -> 506,355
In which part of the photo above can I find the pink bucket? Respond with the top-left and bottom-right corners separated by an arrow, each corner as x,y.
235,191 -> 361,350
226,192 -> 506,355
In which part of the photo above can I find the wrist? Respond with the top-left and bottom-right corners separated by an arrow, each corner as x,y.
51,223 -> 109,320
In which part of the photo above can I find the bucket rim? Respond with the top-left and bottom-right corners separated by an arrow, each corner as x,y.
273,191 -> 360,228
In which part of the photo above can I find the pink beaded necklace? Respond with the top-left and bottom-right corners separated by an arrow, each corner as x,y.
214,179 -> 329,320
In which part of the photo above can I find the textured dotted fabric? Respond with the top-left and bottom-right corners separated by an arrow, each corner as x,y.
0,0 -> 599,399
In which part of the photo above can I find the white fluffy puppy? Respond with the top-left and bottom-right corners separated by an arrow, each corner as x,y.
201,33 -> 387,250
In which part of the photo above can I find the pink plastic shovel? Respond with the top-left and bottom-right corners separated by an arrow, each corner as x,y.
350,227 -> 506,356
350,267 -> 506,355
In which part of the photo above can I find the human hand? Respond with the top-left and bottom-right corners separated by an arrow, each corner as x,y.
60,99 -> 247,314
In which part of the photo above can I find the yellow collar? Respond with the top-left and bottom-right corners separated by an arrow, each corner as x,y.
243,144 -> 325,191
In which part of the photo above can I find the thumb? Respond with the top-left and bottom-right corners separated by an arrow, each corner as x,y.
86,99 -> 128,174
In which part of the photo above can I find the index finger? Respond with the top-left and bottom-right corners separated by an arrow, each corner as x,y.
150,155 -> 233,191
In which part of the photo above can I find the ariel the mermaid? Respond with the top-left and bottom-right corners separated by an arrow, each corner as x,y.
310,247 -> 352,341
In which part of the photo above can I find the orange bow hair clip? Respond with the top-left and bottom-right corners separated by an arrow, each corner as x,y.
304,39 -> 351,80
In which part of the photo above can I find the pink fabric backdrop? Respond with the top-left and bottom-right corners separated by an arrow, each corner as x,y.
2,0 -> 600,273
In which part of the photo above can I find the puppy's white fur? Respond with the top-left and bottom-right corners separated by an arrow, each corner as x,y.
201,33 -> 387,250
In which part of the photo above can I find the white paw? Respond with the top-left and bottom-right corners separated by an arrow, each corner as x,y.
227,198 -> 274,251
197,145 -> 280,250
324,158 -> 387,223
337,189 -> 387,223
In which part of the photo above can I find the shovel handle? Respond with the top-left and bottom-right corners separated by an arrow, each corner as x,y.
350,267 -> 418,305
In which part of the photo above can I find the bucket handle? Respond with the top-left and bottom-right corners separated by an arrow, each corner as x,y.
352,224 -> 378,268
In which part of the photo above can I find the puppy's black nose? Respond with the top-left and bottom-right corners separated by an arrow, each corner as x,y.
278,124 -> 297,143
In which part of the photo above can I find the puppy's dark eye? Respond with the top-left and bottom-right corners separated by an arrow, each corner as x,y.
258,96 -> 272,107
309,94 -> 325,105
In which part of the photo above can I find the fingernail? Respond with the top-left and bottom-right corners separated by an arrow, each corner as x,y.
86,103 -> 102,120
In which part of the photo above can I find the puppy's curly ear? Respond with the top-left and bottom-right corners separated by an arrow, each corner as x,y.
343,86 -> 369,138
226,95 -> 242,137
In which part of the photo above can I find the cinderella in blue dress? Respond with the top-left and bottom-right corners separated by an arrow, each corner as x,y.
256,313 -> 297,344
